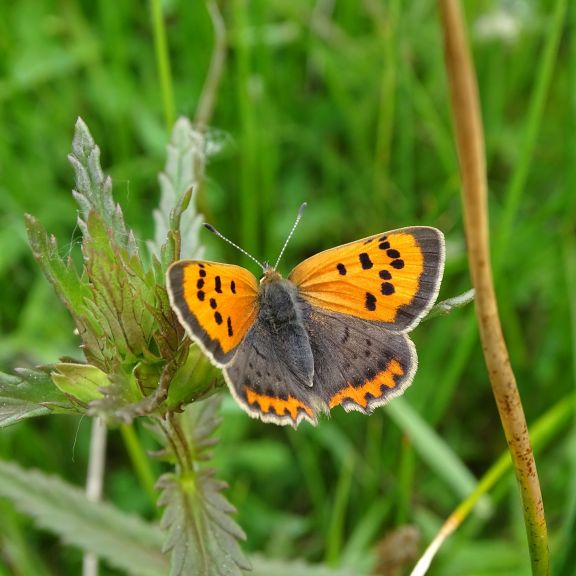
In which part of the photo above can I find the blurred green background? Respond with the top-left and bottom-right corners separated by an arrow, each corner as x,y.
1,0 -> 574,574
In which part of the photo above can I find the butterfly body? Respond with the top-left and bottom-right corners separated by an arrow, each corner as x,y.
251,269 -> 315,390
167,226 -> 445,427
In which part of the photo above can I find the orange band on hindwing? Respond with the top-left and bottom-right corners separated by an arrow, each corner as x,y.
244,387 -> 315,421
328,359 -> 405,409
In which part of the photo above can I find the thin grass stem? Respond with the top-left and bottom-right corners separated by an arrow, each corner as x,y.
150,0 -> 176,131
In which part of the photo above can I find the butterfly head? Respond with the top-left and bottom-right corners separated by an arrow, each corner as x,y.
259,265 -> 283,285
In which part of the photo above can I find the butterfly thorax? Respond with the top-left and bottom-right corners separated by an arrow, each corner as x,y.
258,271 -> 304,328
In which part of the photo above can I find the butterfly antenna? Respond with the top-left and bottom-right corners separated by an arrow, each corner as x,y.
273,202 -> 307,270
203,223 -> 266,271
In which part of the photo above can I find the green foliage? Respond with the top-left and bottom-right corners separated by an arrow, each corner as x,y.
156,397 -> 251,575
0,368 -> 72,427
0,459 -> 167,576
3,116 -> 242,574
0,460 -> 360,576
22,118 -> 220,424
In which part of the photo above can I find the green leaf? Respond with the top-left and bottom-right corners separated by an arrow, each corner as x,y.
24,214 -> 91,320
0,461 -> 360,576
0,459 -> 168,576
69,117 -> 137,255
156,398 -> 250,575
166,347 -> 222,410
82,210 -> 156,366
51,363 -> 110,404
149,117 -> 206,265
0,369 -> 73,428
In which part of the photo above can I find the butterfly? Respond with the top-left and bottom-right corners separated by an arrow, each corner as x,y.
166,205 -> 445,427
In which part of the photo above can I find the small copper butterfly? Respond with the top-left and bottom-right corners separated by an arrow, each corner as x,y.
166,204 -> 445,427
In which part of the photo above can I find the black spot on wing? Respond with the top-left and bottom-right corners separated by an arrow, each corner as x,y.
214,311 -> 223,324
359,253 -> 373,270
215,276 -> 222,293
337,263 -> 347,275
365,292 -> 377,311
381,282 -> 395,295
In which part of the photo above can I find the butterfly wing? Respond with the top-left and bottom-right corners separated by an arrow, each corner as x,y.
300,302 -> 416,413
223,308 -> 323,427
166,261 -> 259,366
289,227 -> 445,332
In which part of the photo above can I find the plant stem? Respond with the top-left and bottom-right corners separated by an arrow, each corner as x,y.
82,417 -> 107,576
120,424 -> 157,505
150,0 -> 176,131
195,1 -> 227,127
438,0 -> 549,574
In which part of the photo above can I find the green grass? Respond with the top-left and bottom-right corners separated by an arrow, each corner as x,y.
0,0 -> 573,574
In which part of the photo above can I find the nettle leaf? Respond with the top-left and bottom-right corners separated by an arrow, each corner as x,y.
0,460 -> 359,576
149,117 -> 206,265
0,459 -> 168,576
69,117 -> 137,256
0,369 -> 74,427
157,397 -> 250,575
24,214 -> 91,323
82,210 -> 157,367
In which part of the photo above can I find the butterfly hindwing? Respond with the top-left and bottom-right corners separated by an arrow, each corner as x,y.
166,260 -> 259,365
301,302 -> 416,412
223,297 -> 324,427
289,227 -> 445,332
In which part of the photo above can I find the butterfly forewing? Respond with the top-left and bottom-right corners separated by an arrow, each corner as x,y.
289,227 -> 445,332
166,261 -> 259,365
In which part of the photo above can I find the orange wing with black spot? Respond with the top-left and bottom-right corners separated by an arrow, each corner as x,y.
289,227 -> 445,332
166,261 -> 259,366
